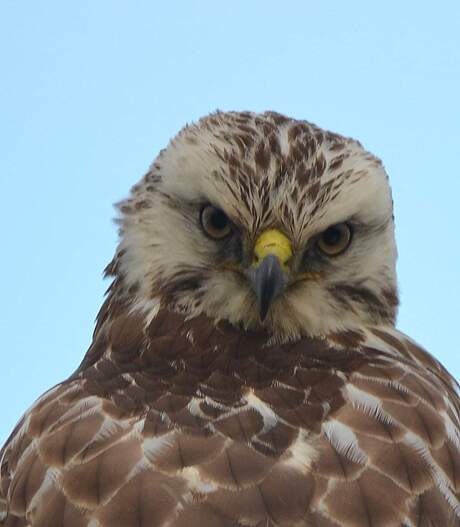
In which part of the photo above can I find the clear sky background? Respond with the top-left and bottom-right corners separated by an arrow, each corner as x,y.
1,1 -> 459,446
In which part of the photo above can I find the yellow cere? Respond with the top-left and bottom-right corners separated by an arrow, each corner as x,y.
253,229 -> 293,269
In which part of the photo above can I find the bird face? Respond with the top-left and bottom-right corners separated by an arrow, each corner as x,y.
117,112 -> 398,339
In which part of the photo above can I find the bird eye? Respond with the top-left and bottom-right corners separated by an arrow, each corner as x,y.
200,205 -> 233,239
317,223 -> 352,256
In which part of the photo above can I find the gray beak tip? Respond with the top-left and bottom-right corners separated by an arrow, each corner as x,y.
249,254 -> 287,322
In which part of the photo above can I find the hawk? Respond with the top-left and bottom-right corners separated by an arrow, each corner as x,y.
1,111 -> 459,527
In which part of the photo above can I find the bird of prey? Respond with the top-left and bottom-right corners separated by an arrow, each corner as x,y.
1,111 -> 459,527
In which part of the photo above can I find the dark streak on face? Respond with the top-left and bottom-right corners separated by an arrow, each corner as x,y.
330,283 -> 398,324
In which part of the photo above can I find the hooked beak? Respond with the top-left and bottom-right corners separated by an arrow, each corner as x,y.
247,229 -> 292,321
250,254 -> 287,320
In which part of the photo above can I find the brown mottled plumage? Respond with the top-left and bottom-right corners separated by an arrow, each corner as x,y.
1,111 -> 459,526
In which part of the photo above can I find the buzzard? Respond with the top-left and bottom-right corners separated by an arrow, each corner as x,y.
1,111 -> 459,526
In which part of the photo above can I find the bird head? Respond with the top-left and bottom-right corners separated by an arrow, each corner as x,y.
114,111 -> 398,340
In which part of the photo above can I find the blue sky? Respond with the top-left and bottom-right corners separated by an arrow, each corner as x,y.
1,1 -> 459,445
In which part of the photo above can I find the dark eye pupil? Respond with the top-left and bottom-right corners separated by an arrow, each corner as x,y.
210,210 -> 228,230
322,227 -> 341,246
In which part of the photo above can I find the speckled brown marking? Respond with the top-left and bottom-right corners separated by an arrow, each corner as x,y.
264,111 -> 291,125
329,142 -> 346,151
329,155 -> 345,171
254,140 -> 271,172
134,199 -> 150,210
331,283 -> 397,324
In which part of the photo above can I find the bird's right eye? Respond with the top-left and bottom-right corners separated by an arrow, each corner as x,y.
200,205 -> 233,239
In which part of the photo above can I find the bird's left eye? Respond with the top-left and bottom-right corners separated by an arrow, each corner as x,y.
200,205 -> 233,239
317,223 -> 352,256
